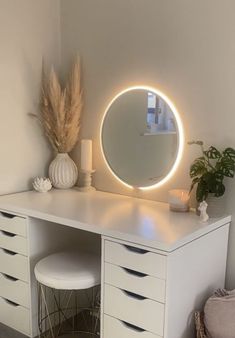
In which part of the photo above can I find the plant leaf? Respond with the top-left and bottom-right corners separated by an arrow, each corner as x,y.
214,182 -> 225,197
223,147 -> 235,160
219,157 -> 235,178
214,171 -> 224,181
204,146 -> 221,159
190,159 -> 207,178
202,172 -> 216,191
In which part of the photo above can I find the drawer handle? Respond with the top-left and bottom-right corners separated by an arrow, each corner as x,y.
0,273 -> 18,282
2,297 -> 19,307
123,245 -> 148,254
123,289 -> 147,300
0,212 -> 16,219
123,267 -> 147,278
0,230 -> 16,237
121,320 -> 146,333
1,248 -> 17,256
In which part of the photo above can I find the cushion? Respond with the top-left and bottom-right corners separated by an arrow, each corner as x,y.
204,289 -> 235,338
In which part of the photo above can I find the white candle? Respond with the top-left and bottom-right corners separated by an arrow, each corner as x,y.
168,189 -> 190,212
81,139 -> 92,171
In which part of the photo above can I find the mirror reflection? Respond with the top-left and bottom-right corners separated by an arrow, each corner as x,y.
101,88 -> 181,188
146,92 -> 176,134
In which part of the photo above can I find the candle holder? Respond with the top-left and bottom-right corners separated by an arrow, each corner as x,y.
168,189 -> 190,212
78,169 -> 96,192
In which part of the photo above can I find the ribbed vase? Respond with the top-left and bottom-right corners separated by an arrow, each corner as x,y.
206,194 -> 226,218
49,153 -> 78,189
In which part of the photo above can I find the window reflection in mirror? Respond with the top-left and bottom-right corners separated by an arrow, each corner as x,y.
147,92 -> 176,134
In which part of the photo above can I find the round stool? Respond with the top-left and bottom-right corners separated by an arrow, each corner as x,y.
34,251 -> 100,338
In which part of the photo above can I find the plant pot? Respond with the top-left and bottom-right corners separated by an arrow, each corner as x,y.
49,153 -> 78,189
206,194 -> 226,218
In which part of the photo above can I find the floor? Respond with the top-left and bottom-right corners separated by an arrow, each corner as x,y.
0,323 -> 95,338
0,323 -> 27,338
0,308 -> 98,338
0,324 -> 78,338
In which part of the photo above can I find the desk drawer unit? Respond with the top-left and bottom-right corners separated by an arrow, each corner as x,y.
103,239 -> 166,338
104,240 -> 166,279
105,262 -> 165,303
0,230 -> 28,255
104,315 -> 162,338
0,248 -> 29,282
104,284 -> 164,336
0,211 -> 31,336
0,212 -> 30,336
0,296 -> 30,336
0,212 -> 27,237
0,273 -> 30,308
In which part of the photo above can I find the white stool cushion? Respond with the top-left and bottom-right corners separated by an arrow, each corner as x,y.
34,251 -> 100,290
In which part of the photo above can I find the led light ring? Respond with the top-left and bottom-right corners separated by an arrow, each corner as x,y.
100,86 -> 184,190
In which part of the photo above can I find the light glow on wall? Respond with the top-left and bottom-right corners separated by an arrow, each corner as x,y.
100,86 -> 184,191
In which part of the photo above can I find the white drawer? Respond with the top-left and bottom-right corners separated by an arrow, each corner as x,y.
104,284 -> 164,336
0,212 -> 27,237
0,273 -> 30,308
0,248 -> 29,282
0,230 -> 28,255
0,296 -> 30,336
105,262 -> 165,303
104,315 -> 162,338
105,240 -> 166,279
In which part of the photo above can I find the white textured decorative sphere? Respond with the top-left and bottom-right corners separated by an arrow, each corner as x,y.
49,153 -> 78,189
33,177 -> 52,193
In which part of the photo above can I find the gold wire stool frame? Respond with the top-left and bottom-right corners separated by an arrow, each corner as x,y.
38,283 -> 100,338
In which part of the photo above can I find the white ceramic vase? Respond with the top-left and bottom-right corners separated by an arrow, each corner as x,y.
49,153 -> 78,189
206,194 -> 226,218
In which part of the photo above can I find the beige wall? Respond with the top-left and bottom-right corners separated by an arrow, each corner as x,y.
0,0 -> 60,194
60,0 -> 235,287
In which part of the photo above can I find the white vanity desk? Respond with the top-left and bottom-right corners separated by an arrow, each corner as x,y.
0,189 -> 231,338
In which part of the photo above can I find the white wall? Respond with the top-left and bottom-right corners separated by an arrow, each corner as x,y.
60,0 -> 235,288
0,0 -> 60,194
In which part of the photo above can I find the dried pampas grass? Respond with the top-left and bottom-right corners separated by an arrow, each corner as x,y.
36,59 -> 82,153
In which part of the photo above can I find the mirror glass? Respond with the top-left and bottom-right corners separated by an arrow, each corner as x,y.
101,87 -> 182,189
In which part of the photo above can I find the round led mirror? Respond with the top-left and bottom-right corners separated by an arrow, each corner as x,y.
101,87 -> 184,189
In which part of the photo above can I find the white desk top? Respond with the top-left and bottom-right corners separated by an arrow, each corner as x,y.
0,189 -> 231,252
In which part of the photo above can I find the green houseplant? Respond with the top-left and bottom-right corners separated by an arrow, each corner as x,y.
189,141 -> 235,204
